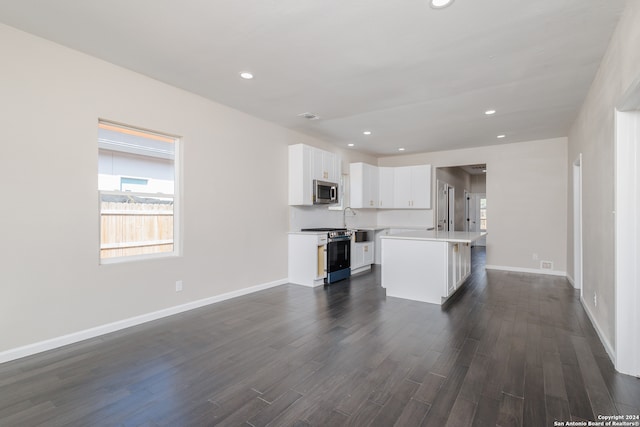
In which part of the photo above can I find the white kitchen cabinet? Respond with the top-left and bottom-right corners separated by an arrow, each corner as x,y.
312,149 -> 339,183
393,166 -> 412,208
378,167 -> 395,208
393,165 -> 431,209
350,162 -> 379,209
362,242 -> 375,265
289,144 -> 340,206
352,240 -> 375,273
447,242 -> 471,298
410,164 -> 431,208
288,232 -> 328,286
349,162 -> 431,210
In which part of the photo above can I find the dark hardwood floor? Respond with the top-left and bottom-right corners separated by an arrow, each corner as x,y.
1,248 -> 639,426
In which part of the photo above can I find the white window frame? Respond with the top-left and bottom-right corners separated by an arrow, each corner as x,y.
98,120 -> 181,264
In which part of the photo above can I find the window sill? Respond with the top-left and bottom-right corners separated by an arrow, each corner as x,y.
100,251 -> 180,265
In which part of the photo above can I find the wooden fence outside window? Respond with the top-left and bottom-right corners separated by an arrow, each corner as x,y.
100,200 -> 173,259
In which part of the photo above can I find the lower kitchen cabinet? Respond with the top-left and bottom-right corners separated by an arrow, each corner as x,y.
352,241 -> 374,274
288,233 -> 328,287
446,242 -> 471,297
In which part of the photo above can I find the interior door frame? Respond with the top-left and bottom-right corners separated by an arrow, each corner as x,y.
447,186 -> 455,231
436,179 -> 448,231
614,106 -> 640,377
572,154 -> 583,294
465,190 -> 470,232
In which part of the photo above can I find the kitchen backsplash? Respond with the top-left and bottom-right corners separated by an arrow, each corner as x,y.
289,205 -> 432,231
289,205 -> 378,231
377,209 -> 434,228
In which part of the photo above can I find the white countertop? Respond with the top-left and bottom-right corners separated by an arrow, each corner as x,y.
289,225 -> 433,234
380,230 -> 486,243
351,225 -> 433,231
288,231 -> 328,235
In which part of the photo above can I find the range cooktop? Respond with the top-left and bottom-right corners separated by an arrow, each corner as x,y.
300,227 -> 347,232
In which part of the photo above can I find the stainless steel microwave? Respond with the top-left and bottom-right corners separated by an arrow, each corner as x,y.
313,179 -> 338,204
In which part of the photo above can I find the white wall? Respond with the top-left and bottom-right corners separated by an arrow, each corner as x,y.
0,24 -> 334,355
567,1 -> 640,352
378,138 -> 568,273
471,174 -> 487,193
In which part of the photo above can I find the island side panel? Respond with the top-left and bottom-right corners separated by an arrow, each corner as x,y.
381,238 -> 447,304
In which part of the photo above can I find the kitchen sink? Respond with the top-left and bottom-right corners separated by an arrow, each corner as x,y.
353,230 -> 370,242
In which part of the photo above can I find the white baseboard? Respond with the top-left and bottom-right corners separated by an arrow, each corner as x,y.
0,278 -> 288,365
485,265 -> 567,277
580,296 -> 616,364
566,274 -> 575,287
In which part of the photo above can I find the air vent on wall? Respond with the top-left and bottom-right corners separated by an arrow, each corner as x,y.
297,112 -> 321,120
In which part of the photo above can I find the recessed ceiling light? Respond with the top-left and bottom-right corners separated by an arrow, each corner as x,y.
363,131 -> 372,135
348,143 -> 355,147
239,72 -> 254,79
485,109 -> 496,115
398,148 -> 406,151
482,169 -> 487,173
430,0 -> 454,9
497,134 -> 506,139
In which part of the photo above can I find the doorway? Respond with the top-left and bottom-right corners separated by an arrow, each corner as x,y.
437,165 -> 487,236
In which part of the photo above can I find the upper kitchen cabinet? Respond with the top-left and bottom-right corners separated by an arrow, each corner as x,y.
312,149 -> 339,183
350,162 -> 379,208
378,167 -> 395,209
349,162 -> 431,209
289,144 -> 340,206
393,165 -> 432,209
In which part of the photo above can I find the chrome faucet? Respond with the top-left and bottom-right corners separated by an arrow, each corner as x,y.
343,207 -> 356,228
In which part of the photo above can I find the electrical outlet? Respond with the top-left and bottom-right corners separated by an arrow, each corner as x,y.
594,292 -> 597,307
533,253 -> 539,261
175,280 -> 183,292
540,260 -> 553,270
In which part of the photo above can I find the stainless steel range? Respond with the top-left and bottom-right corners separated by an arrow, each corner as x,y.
301,228 -> 352,284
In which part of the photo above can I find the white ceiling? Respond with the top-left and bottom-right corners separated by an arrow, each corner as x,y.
0,0 -> 626,155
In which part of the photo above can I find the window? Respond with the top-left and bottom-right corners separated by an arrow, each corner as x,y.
98,121 -> 179,262
479,197 -> 487,231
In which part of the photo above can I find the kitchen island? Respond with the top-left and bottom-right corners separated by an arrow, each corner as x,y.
380,230 -> 486,305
